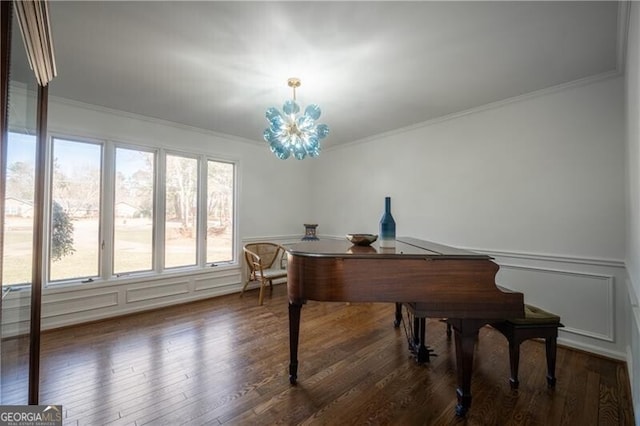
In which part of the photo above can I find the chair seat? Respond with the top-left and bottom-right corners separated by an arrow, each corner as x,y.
259,268 -> 287,279
506,304 -> 561,326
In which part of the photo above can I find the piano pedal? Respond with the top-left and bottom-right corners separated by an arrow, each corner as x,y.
407,338 -> 436,363
398,308 -> 437,363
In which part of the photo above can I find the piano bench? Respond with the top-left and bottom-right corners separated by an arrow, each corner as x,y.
491,304 -> 563,390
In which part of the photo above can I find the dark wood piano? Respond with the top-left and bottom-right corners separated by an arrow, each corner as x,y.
287,237 -> 524,416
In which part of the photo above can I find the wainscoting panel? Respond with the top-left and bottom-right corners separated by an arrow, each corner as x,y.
1,289 -> 34,336
125,279 -> 190,304
45,290 -> 120,316
483,249 -> 628,360
41,290 -> 121,331
194,270 -> 241,292
497,265 -> 614,342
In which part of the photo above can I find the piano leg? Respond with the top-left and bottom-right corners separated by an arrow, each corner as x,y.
393,302 -> 402,328
448,319 -> 487,417
288,302 -> 302,385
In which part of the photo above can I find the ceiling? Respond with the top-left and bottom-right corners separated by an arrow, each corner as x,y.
14,1 -> 622,148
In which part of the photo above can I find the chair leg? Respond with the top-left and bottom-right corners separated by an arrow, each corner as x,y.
258,278 -> 267,305
240,279 -> 251,297
545,336 -> 558,388
508,340 -> 521,389
241,270 -> 256,297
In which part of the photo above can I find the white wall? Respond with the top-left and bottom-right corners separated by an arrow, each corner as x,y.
312,77 -> 625,260
625,1 -> 640,419
310,76 -> 628,359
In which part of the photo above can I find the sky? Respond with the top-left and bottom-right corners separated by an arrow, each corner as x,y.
6,133 -> 151,178
6,132 -> 36,164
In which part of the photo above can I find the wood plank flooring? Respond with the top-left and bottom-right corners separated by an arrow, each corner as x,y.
1,284 -> 635,425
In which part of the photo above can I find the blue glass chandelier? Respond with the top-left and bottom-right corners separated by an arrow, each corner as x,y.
263,78 -> 329,160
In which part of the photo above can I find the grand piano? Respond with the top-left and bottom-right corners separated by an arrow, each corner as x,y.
287,237 -> 524,416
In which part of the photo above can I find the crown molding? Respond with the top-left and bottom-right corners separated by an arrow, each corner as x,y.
617,0 -> 631,73
48,94 -> 264,147
326,69 -> 622,153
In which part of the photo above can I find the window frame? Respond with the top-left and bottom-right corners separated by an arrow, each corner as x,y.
162,150 -> 200,270
110,143 -> 158,278
47,135 -> 104,284
203,157 -> 236,266
2,130 -> 37,288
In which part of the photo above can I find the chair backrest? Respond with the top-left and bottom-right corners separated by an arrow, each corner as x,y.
243,242 -> 285,274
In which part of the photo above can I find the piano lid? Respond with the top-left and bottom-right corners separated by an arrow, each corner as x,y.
286,237 -> 491,260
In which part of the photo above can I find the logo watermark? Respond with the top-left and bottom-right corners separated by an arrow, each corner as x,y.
0,405 -> 62,426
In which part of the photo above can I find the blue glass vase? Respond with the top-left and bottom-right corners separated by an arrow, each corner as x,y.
379,197 -> 396,248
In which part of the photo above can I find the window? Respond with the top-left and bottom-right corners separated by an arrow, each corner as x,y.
206,160 -> 234,263
49,137 -> 102,281
2,132 -> 36,286
164,154 -> 198,269
113,147 -> 155,275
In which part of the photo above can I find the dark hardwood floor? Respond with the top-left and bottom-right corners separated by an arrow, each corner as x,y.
2,284 -> 635,425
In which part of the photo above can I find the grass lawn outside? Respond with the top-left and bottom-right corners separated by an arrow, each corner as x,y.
2,217 -> 233,285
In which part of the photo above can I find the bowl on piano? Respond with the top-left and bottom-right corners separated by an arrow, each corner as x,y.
346,233 -> 378,246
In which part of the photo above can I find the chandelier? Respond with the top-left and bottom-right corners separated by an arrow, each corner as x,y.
263,78 -> 329,160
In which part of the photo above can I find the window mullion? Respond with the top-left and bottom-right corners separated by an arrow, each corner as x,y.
155,149 -> 166,272
101,142 -> 115,279
42,133 -> 52,286
197,155 -> 206,267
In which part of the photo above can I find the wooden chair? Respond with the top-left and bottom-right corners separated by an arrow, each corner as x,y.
241,242 -> 287,305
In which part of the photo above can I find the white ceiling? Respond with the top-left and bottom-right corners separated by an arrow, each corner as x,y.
21,1 -> 622,148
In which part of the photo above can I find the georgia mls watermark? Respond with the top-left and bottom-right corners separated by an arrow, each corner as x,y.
0,405 -> 62,426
